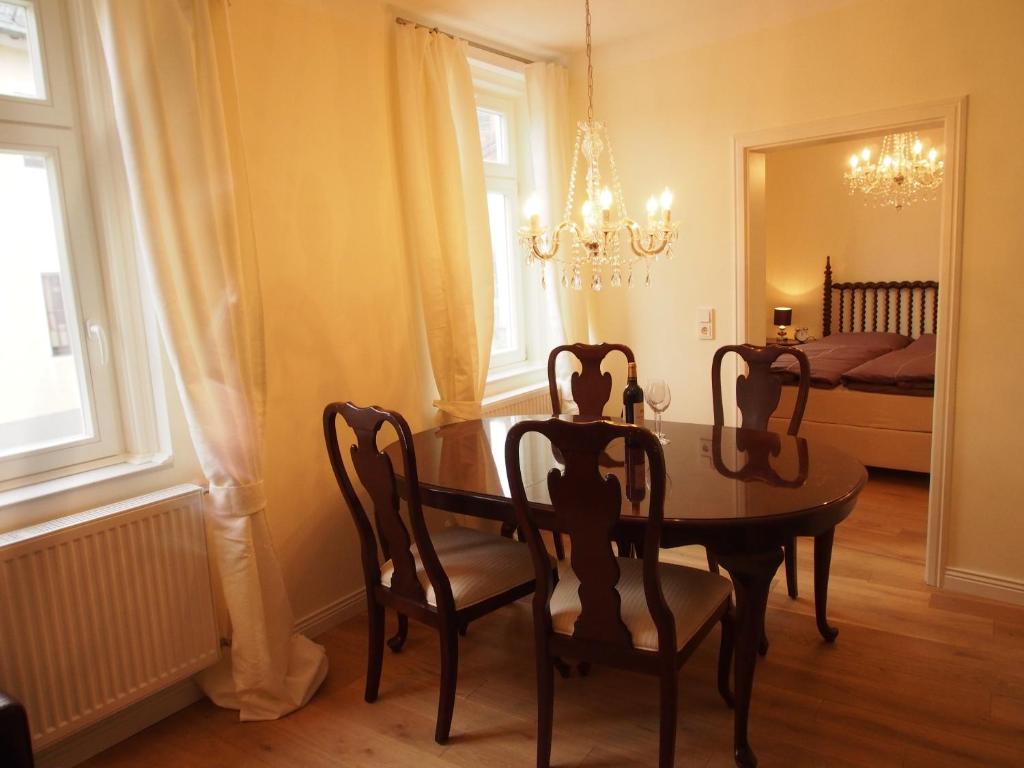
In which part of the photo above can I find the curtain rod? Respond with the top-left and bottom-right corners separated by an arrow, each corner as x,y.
394,17 -> 534,65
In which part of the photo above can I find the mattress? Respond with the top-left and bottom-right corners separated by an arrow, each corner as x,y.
774,384 -> 933,432
771,332 -> 911,388
842,334 -> 936,395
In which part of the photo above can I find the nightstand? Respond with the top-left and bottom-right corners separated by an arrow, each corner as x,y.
765,338 -> 804,347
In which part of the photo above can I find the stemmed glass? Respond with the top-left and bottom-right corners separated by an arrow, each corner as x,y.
645,379 -> 672,445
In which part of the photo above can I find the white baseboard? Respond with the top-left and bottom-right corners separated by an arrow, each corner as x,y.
295,587 -> 367,639
34,678 -> 204,768
34,588 -> 367,767
943,567 -> 1024,606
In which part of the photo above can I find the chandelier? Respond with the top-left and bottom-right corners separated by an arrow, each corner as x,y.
844,131 -> 944,211
518,0 -> 679,291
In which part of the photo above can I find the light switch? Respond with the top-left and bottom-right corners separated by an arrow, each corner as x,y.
697,307 -> 715,340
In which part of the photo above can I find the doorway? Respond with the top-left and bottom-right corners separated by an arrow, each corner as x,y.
733,99 -> 967,586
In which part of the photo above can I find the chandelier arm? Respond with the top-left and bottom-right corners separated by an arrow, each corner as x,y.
625,220 -> 674,259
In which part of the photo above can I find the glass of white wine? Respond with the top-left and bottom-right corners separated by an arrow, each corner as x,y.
645,379 -> 672,445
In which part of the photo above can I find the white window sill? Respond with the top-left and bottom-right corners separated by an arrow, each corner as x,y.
485,360 -> 547,399
0,453 -> 175,509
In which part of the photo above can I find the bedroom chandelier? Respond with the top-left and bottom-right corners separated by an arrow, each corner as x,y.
844,131 -> 944,211
518,0 -> 679,291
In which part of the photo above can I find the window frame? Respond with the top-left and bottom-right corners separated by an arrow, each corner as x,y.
478,91 -> 528,370
0,0 -> 170,495
471,57 -> 550,396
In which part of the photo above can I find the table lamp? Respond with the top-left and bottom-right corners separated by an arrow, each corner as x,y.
773,307 -> 793,341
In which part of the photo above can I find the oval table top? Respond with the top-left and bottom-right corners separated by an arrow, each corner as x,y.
386,415 -> 867,533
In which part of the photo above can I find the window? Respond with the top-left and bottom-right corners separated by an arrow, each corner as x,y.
0,1 -> 163,492
473,58 -> 548,391
0,1 -> 46,100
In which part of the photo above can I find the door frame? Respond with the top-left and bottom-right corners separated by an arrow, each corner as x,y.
732,97 -> 968,586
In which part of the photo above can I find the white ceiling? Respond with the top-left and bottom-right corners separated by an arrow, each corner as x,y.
394,0 -> 861,59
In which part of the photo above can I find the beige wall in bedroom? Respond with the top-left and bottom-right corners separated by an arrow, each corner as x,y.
227,0 -> 436,621
572,0 -> 1024,586
760,128 -> 942,341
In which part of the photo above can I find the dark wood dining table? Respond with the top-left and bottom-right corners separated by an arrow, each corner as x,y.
385,416 -> 868,767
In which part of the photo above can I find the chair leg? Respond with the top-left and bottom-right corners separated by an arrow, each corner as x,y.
718,608 -> 735,708
537,655 -> 554,768
434,625 -> 459,744
365,602 -> 385,703
706,548 -> 720,574
387,613 -> 408,653
553,533 -> 566,561
658,671 -> 678,768
784,537 -> 798,598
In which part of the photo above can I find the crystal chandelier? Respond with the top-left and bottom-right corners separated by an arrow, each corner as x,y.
518,0 -> 679,291
844,131 -> 944,211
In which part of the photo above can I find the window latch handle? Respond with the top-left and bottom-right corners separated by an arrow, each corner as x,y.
87,321 -> 109,366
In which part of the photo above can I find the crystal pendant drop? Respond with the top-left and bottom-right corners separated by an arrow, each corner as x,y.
592,270 -> 603,291
561,270 -> 569,288
645,266 -> 652,288
610,267 -> 622,288
627,268 -> 634,288
572,267 -> 583,291
541,268 -> 547,290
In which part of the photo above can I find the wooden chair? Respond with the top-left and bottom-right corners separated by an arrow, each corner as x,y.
711,344 -> 810,599
547,342 -> 635,419
324,402 -> 544,744
505,418 -> 735,768
0,690 -> 34,768
543,342 -> 636,560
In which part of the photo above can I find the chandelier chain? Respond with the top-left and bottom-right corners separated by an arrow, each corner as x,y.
585,0 -> 593,123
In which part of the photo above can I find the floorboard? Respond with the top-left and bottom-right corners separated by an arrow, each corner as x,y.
81,469 -> 1024,767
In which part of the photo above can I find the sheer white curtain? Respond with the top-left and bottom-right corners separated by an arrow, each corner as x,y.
393,24 -> 493,422
525,62 -> 589,404
72,0 -> 327,720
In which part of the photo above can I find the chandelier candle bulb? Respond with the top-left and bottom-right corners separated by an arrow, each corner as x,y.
524,193 -> 542,232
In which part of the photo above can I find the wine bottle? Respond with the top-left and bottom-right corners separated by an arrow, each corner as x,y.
623,362 -> 645,424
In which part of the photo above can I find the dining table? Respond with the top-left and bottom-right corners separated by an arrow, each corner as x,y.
385,415 -> 868,767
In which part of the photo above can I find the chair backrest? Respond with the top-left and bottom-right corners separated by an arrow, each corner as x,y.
505,418 -> 676,654
323,402 -> 455,613
547,343 -> 636,418
711,344 -> 810,436
0,691 -> 34,768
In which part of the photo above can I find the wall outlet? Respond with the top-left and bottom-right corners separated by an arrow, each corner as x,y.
697,307 -> 715,340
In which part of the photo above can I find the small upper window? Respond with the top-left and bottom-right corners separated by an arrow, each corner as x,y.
477,107 -> 508,165
0,1 -> 46,101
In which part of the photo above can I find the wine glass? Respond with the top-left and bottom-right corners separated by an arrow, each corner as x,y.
645,379 -> 672,445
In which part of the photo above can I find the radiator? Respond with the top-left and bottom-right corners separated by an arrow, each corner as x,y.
481,385 -> 552,416
0,484 -> 219,750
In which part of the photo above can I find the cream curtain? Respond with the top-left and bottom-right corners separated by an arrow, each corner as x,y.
73,0 -> 327,720
524,62 -> 589,406
393,25 -> 493,422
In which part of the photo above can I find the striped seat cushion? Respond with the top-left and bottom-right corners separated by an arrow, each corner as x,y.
549,557 -> 732,652
380,526 -> 538,609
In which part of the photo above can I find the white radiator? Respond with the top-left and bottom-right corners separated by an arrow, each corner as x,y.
0,484 -> 219,750
481,385 -> 552,417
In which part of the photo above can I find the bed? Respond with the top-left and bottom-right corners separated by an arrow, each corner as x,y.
767,256 -> 938,472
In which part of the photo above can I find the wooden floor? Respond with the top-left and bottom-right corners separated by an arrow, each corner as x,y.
84,470 -> 1024,767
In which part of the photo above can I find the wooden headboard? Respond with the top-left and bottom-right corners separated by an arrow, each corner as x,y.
822,256 -> 939,338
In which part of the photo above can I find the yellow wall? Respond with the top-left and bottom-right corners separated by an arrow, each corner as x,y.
572,0 -> 1024,584
227,0 -> 436,620
761,128 -> 942,340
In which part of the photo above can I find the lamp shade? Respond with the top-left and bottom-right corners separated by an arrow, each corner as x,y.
773,307 -> 793,326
